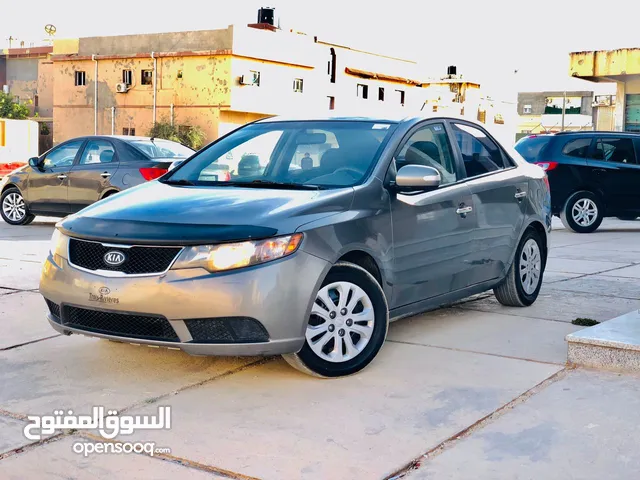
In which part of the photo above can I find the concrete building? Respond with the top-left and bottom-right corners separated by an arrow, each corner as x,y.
569,48 -> 640,132
516,91 -> 594,137
50,19 -> 425,144
0,46 -> 54,119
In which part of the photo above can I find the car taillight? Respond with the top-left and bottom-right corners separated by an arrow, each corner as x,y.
535,161 -> 558,172
543,175 -> 550,190
139,167 -> 168,181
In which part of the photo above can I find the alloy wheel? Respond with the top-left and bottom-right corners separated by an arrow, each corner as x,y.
2,192 -> 26,222
519,238 -> 542,295
571,198 -> 598,227
306,281 -> 375,363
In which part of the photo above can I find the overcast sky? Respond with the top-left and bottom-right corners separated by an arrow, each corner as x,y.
2,0 -> 635,97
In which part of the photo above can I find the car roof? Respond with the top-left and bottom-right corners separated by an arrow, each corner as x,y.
65,135 -> 183,143
255,111 -> 492,128
553,130 -> 640,137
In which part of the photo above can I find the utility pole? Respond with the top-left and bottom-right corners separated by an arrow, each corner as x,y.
561,90 -> 567,131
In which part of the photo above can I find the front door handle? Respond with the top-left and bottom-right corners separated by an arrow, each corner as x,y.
456,206 -> 473,215
593,168 -> 607,174
101,172 -> 112,178
515,191 -> 527,199
57,174 -> 67,180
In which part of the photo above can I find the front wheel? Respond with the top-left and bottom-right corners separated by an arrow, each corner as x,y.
1,187 -> 35,226
283,262 -> 389,378
494,228 -> 545,307
560,191 -> 603,233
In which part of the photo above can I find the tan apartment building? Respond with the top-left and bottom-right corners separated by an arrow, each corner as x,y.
50,18 -> 424,145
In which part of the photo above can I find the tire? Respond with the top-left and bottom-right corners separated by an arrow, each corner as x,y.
560,191 -> 603,233
1,187 -> 35,226
282,262 -> 389,378
494,228 -> 545,307
617,216 -> 638,221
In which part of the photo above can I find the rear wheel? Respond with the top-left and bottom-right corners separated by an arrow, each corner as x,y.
283,262 -> 389,378
560,191 -> 603,233
1,187 -> 35,226
494,228 -> 545,307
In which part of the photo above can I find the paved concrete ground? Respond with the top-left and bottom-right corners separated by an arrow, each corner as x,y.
1,216 -> 640,479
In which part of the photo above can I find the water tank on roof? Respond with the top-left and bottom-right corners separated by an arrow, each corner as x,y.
258,7 -> 275,25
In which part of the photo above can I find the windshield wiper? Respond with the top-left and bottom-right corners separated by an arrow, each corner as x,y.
161,179 -> 195,186
244,180 -> 321,190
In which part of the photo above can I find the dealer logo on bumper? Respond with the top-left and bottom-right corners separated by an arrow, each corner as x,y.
90,286 -> 120,304
104,250 -> 126,267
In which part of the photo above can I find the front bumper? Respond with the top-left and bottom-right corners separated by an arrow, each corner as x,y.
40,250 -> 330,356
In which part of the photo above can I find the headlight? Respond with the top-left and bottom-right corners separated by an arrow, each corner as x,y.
172,233 -> 303,273
49,228 -> 68,257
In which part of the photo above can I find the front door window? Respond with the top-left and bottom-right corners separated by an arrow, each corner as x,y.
43,140 -> 84,169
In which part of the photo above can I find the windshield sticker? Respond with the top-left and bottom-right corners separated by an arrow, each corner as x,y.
372,124 -> 390,130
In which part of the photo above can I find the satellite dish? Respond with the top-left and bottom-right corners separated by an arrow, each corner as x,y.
44,24 -> 57,36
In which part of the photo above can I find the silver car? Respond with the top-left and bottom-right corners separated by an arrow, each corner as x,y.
40,115 -> 551,377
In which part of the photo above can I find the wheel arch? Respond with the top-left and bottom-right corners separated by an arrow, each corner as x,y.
100,189 -> 120,200
337,250 -> 384,288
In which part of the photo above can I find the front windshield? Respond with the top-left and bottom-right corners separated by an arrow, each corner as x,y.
164,121 -> 396,188
129,139 -> 195,159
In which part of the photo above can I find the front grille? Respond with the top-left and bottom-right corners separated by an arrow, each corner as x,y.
185,318 -> 269,344
62,306 -> 179,342
45,299 -> 61,322
68,238 -> 181,275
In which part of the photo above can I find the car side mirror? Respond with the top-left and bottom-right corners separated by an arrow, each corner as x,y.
28,157 -> 42,169
394,165 -> 441,192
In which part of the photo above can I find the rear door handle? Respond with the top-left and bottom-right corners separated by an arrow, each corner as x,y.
456,206 -> 473,215
101,172 -> 112,178
57,174 -> 67,180
515,191 -> 527,199
593,168 -> 607,174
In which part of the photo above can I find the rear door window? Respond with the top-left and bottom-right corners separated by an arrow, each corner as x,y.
514,136 -> 551,163
590,138 -> 636,164
451,123 -> 509,178
561,138 -> 592,158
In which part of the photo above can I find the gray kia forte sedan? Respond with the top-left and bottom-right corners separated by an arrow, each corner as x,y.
40,114 -> 552,377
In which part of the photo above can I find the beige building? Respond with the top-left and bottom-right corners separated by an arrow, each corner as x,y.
569,48 -> 640,132
50,21 -> 426,145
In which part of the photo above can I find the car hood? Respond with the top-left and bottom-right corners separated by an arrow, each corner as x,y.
59,181 -> 353,245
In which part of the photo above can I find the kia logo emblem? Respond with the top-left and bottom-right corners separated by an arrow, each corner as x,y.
99,287 -> 111,295
104,250 -> 126,266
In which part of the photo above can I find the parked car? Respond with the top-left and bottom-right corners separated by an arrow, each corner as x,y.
515,131 -> 640,233
40,115 -> 550,378
0,136 -> 194,225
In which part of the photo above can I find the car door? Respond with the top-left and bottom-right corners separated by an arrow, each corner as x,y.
586,136 -> 640,215
26,139 -> 85,214
450,121 -> 528,285
389,121 -> 476,307
67,139 -> 120,212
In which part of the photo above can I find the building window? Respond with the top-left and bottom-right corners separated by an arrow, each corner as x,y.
378,87 -> 385,101
293,78 -> 304,93
357,84 -> 369,99
523,104 -> 532,114
328,48 -> 336,84
122,70 -> 133,86
74,71 -> 86,86
123,127 -> 136,136
141,70 -> 153,86
328,96 -> 335,110
396,89 -> 405,105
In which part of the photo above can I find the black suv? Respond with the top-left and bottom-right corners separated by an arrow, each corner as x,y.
515,131 -> 640,233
